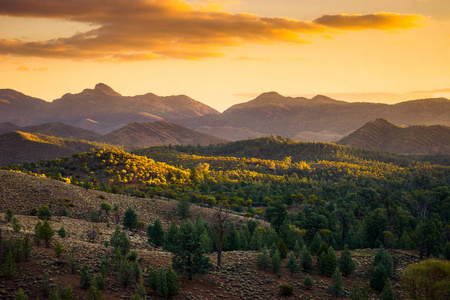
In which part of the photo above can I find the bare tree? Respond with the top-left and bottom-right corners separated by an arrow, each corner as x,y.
213,204 -> 229,268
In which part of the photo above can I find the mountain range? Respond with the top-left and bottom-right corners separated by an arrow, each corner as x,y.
338,118 -> 450,155
1,84 -> 450,146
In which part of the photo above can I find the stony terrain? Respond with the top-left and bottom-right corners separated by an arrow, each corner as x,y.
0,169 -> 424,299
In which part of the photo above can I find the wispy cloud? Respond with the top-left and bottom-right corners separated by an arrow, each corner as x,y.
17,65 -> 29,71
0,0 -> 426,61
412,88 -> 450,93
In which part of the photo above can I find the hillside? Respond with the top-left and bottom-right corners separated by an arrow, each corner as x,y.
179,92 -> 450,142
0,131 -> 112,165
0,83 -> 219,134
339,119 -> 450,155
0,122 -> 100,140
96,120 -> 226,148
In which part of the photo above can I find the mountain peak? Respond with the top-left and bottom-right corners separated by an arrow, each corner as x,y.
93,83 -> 122,97
255,91 -> 284,100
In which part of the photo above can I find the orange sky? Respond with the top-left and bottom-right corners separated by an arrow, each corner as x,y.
1,0 -> 449,111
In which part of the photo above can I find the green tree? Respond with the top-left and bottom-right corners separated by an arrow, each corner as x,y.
5,209 -> 14,222
164,221 -> 180,252
444,242 -> 450,260
350,283 -> 368,300
177,197 -> 191,219
68,248 -> 79,274
1,250 -> 16,278
416,216 -> 444,258
58,225 -> 67,238
110,226 -> 131,255
271,249 -> 281,273
22,234 -> 31,262
148,268 -> 158,292
227,222 -> 241,251
34,221 -> 43,245
87,282 -> 104,300
319,246 -> 337,277
264,200 -> 288,232
12,217 -> 21,232
370,264 -> 388,292
339,245 -> 355,276
40,220 -> 54,248
54,241 -> 63,258
166,266 -> 180,298
304,275 -> 313,290
309,233 -> 322,256
277,238 -> 288,259
14,289 -> 28,300
80,263 -> 92,289
147,218 -> 165,247
379,280 -> 396,300
117,259 -> 133,287
123,206 -> 138,230
100,201 -> 113,219
61,206 -> 68,217
285,251 -> 299,275
38,205 -> 52,220
374,248 -> 393,278
293,240 -> 302,258
157,267 -> 168,298
61,285 -> 75,300
257,248 -> 270,270
172,220 -> 212,280
329,267 -> 344,297
301,246 -> 312,271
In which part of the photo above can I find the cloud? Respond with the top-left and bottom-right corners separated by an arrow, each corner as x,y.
0,0 -> 427,61
314,12 -> 426,30
17,65 -> 29,71
233,56 -> 271,61
412,88 -> 450,93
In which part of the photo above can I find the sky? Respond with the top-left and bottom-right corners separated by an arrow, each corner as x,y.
0,0 -> 449,111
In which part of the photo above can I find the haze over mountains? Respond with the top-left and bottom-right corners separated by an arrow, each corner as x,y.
339,119 -> 450,155
1,84 -> 450,152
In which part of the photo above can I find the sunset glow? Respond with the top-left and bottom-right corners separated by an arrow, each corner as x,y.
1,0 -> 449,111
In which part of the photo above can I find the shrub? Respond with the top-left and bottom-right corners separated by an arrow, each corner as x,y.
38,205 -> 52,220
304,275 -> 313,290
5,209 -> 14,222
61,206 -> 68,217
90,209 -> 99,223
14,289 -> 28,300
279,284 -> 293,296
61,285 -> 74,300
136,221 -> 146,231
402,259 -> 450,300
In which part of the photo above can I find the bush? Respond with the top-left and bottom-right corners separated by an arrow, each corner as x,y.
15,288 -> 28,300
304,275 -> 313,290
279,284 -> 293,296
136,221 -> 146,231
38,205 -> 52,220
402,259 -> 450,300
5,209 -> 14,222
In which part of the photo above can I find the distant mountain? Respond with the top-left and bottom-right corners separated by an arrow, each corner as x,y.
179,92 -> 450,142
0,131 -> 112,165
0,122 -> 100,140
96,120 -> 226,148
339,119 -> 450,155
194,126 -> 264,141
0,83 -> 219,134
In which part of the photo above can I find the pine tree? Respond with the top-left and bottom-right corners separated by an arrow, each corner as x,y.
166,266 -> 180,297
329,267 -> 344,297
303,275 -> 313,290
131,275 -> 147,300
370,264 -> 388,292
123,206 -> 138,230
277,238 -> 288,259
157,267 -> 168,298
444,242 -> 450,260
309,233 -> 321,256
293,240 -> 302,258
38,205 -> 52,220
61,206 -> 69,217
80,263 -> 92,289
58,226 -> 67,238
374,248 -> 393,278
177,197 -> 191,219
339,245 -> 355,276
319,246 -> 337,277
317,242 -> 329,259
227,222 -> 241,251
164,221 -> 180,252
172,220 -> 212,280
12,217 -> 21,232
86,282 -> 104,300
68,248 -> 79,274
14,289 -> 28,300
350,283 -> 368,300
250,229 -> 264,251
54,241 -> 63,259
257,248 -> 271,270
271,249 -> 281,273
147,219 -> 165,247
94,273 -> 106,291
5,209 -> 14,222
22,234 -> 31,262
285,251 -> 299,275
34,221 -> 43,245
62,285 -> 75,300
117,259 -> 133,287
132,260 -> 141,281
1,250 -> 16,278
301,246 -> 312,271
40,220 -> 54,248
379,280 -> 396,300
148,268 -> 158,291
